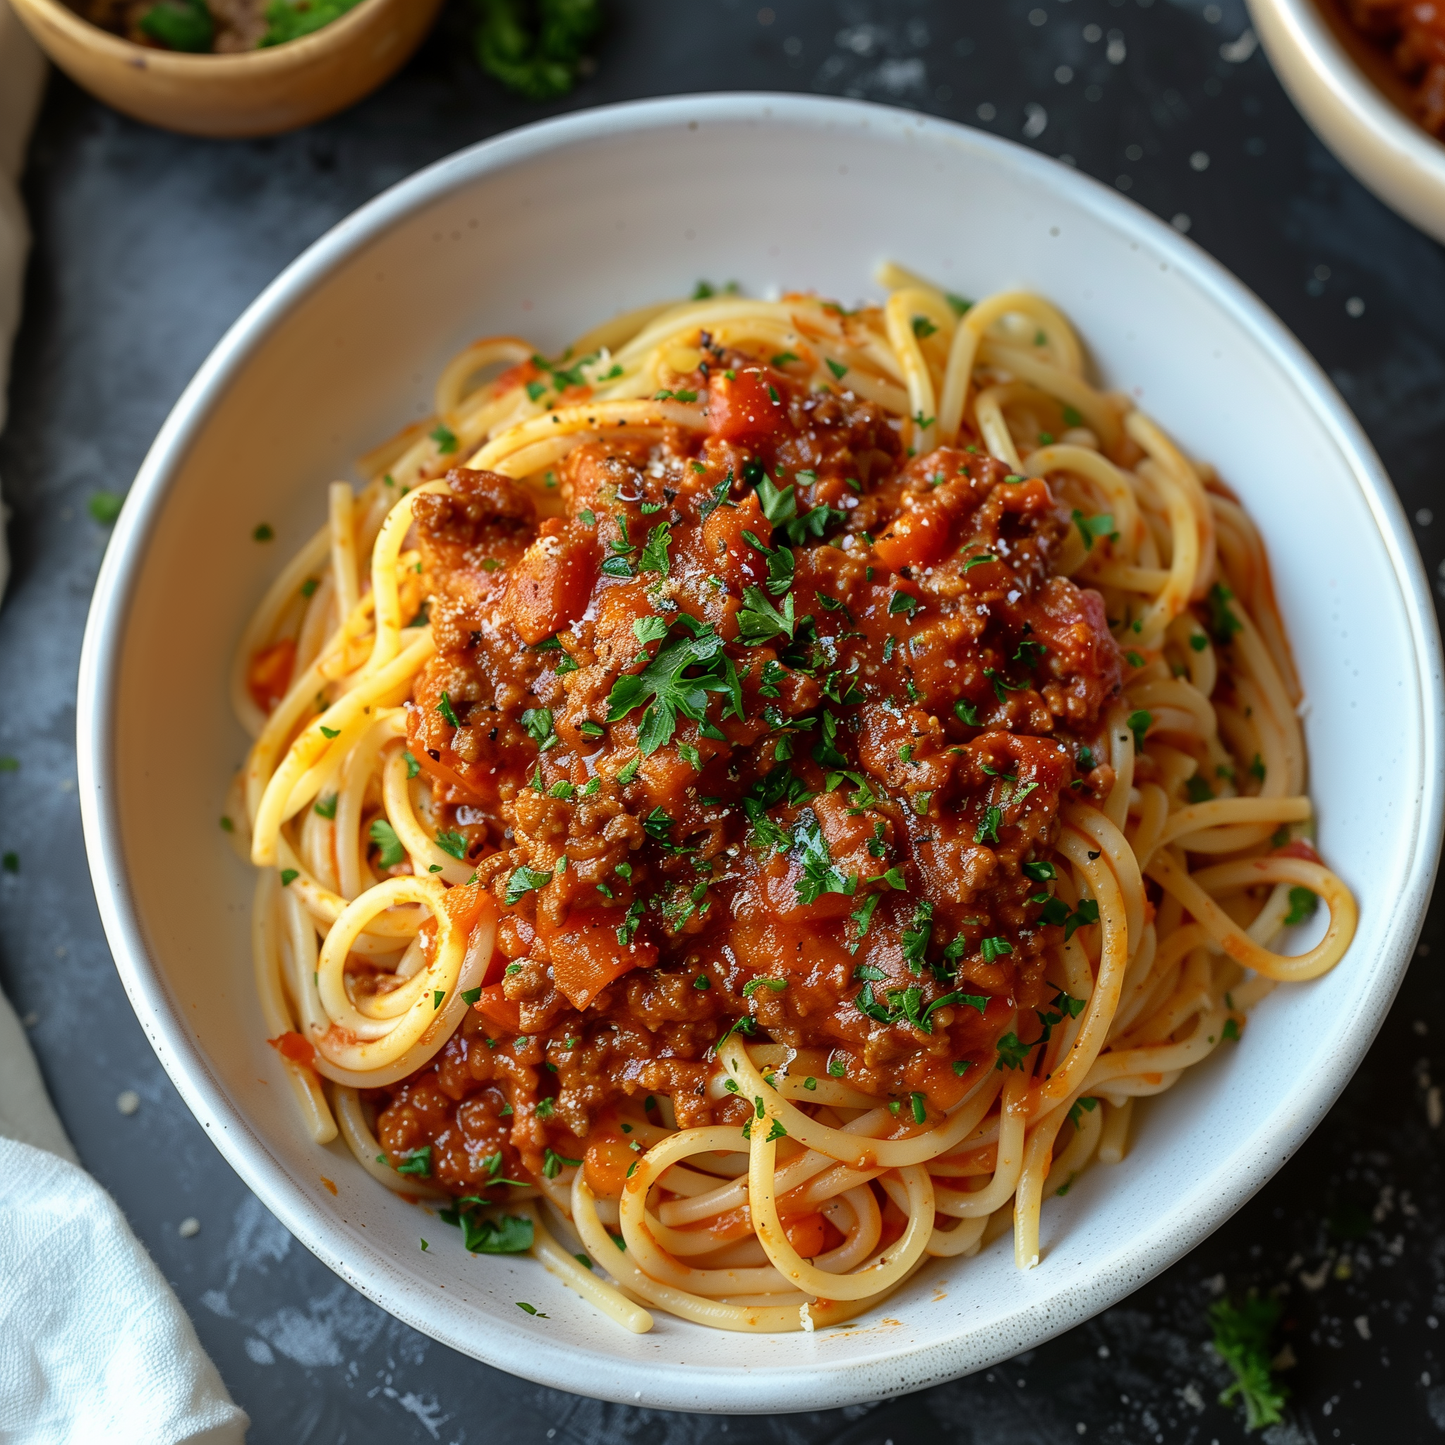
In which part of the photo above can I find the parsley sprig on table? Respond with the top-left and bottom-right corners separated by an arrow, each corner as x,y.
474,0 -> 602,101
1210,1294 -> 1289,1430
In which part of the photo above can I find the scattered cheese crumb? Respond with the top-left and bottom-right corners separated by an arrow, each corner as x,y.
116,1090 -> 140,1116
179,1217 -> 200,1239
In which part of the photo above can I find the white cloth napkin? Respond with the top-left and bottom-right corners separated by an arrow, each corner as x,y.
0,986 -> 250,1443
0,8 -> 249,1439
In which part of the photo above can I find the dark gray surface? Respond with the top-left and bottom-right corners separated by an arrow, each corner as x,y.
1,0 -> 1443,1440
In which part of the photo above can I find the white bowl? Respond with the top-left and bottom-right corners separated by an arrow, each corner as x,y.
77,94 -> 1444,1412
1248,0 -> 1445,242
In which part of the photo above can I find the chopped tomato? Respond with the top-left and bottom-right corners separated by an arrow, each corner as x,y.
708,367 -> 788,444
701,490 -> 771,591
247,638 -> 296,714
872,501 -> 953,571
501,519 -> 597,644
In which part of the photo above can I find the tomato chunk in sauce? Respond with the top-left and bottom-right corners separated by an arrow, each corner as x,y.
372,354 -> 1122,1191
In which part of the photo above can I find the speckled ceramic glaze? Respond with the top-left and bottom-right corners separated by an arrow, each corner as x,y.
76,95 -> 1444,1412
1248,0 -> 1445,243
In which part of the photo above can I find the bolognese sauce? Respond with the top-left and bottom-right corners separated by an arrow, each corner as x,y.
371,350 -> 1123,1199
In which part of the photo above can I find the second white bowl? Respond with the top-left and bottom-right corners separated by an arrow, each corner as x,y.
1249,0 -> 1445,241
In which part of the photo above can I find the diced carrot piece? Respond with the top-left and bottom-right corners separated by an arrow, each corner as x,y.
540,909 -> 658,1010
472,984 -> 522,1033
583,1137 -> 637,1199
872,502 -> 953,571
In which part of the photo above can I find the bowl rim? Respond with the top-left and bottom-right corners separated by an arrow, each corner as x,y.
15,0 -> 395,70
75,92 -> 1445,1411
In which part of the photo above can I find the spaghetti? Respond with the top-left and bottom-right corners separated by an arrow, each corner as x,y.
232,267 -> 1356,1334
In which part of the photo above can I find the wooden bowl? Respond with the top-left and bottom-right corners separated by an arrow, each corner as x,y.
8,0 -> 444,138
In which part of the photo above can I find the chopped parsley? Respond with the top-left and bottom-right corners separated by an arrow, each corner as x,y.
1284,886 -> 1318,926
1063,897 -> 1100,941
848,893 -> 881,953
313,793 -> 338,819
369,819 -> 406,869
639,522 -> 673,575
901,902 -> 934,973
1210,1294 -> 1289,1430
543,1147 -> 583,1179
394,1145 -> 432,1177
1206,582 -> 1242,645
1126,709 -> 1152,751
605,617 -> 738,755
521,707 -> 559,750
737,586 -> 796,645
437,691 -> 461,728
753,471 -> 845,546
505,865 -> 553,905
616,898 -> 645,947
994,1032 -> 1030,1070
793,811 -> 856,905
984,667 -> 1024,703
1072,510 -> 1118,550
430,424 -> 458,454
743,977 -> 788,997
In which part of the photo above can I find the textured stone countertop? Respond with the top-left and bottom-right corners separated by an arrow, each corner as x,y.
1,0 -> 1442,1440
